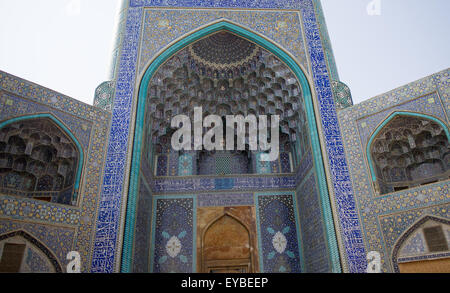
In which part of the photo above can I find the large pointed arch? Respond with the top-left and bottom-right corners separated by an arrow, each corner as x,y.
121,19 -> 341,272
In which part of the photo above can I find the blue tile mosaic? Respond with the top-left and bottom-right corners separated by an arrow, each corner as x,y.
156,155 -> 168,177
152,175 -> 296,194
132,180 -> 153,272
151,196 -> 195,273
92,0 -> 366,273
299,0 -> 366,272
256,193 -> 302,273
198,193 -> 254,207
91,6 -> 144,273
130,0 -> 303,9
296,171 -> 330,272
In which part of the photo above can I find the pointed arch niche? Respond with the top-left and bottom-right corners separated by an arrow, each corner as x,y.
0,114 -> 84,205
367,112 -> 450,195
392,216 -> 450,273
197,206 -> 258,273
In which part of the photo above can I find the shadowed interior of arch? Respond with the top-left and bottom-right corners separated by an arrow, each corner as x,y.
143,30 -> 310,177
367,112 -> 450,195
0,115 -> 83,205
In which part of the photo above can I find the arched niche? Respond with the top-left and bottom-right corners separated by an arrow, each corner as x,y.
392,215 -> 450,273
0,114 -> 84,205
0,230 -> 62,273
201,213 -> 253,273
367,112 -> 450,195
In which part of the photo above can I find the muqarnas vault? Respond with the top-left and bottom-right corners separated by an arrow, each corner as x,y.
0,0 -> 449,273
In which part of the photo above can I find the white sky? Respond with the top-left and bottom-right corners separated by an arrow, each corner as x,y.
0,0 -> 449,105
0,0 -> 120,105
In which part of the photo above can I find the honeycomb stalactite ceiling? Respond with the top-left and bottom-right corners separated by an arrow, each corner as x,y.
146,32 -> 309,151
189,31 -> 261,77
371,115 -> 450,193
0,118 -> 79,205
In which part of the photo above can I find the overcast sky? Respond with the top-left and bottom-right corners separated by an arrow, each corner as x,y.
0,0 -> 449,105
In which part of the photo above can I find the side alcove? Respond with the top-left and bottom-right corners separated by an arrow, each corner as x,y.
369,114 -> 450,195
0,117 -> 81,205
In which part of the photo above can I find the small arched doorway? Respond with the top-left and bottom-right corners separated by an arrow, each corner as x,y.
203,214 -> 251,273
198,207 -> 258,273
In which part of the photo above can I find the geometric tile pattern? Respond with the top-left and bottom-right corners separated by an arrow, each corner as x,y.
280,153 -> 292,174
296,171 -> 331,272
256,193 -> 302,273
399,231 -> 427,257
0,91 -> 93,150
300,0 -> 366,272
0,195 -> 80,226
151,196 -> 195,273
132,180 -> 152,272
0,221 -> 75,272
156,155 -> 168,177
93,0 -> 365,272
23,246 -> 53,273
388,214 -> 450,272
0,70 -> 111,273
357,92 -> 448,147
256,154 -> 272,174
138,8 -> 309,76
0,0 -> 445,275
0,230 -> 58,272
178,154 -> 193,177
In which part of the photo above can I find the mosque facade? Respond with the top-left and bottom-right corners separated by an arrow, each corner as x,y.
0,0 -> 448,273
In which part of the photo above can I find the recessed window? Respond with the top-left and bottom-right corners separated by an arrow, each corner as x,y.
423,226 -> 449,252
0,243 -> 26,273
